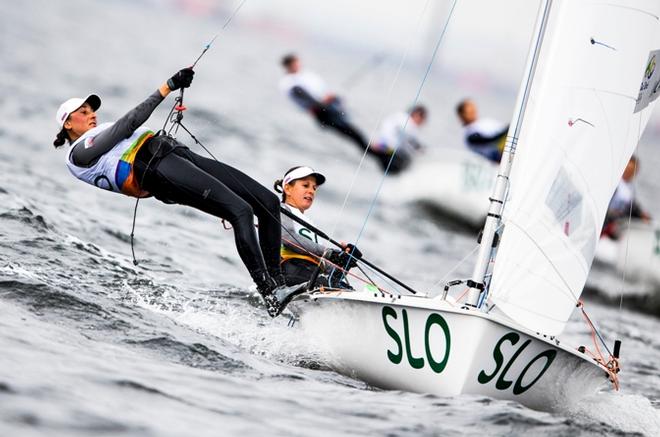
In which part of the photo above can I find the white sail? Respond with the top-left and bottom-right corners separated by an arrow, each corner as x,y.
489,0 -> 660,336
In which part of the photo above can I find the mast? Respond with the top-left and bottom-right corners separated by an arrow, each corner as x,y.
466,0 -> 553,307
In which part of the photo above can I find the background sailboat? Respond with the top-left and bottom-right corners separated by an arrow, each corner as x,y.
290,0 -> 660,410
384,148 -> 497,230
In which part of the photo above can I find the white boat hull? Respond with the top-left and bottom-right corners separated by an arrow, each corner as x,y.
291,291 -> 608,411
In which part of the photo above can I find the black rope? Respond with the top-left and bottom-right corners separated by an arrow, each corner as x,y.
129,198 -> 141,265
129,91 -> 185,265
128,0 -> 247,265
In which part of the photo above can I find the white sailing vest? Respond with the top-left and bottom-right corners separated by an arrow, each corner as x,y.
281,203 -> 325,264
66,122 -> 154,198
463,118 -> 506,155
279,70 -> 328,110
374,112 -> 420,154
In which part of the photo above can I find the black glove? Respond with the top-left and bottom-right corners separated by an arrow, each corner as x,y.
344,243 -> 362,260
326,249 -> 358,270
167,67 -> 195,91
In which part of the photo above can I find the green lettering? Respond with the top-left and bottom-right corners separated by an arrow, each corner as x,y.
402,309 -> 425,369
496,339 -> 531,390
299,228 -> 318,243
512,349 -> 557,395
478,332 -> 520,384
382,306 -> 402,364
425,313 -> 451,373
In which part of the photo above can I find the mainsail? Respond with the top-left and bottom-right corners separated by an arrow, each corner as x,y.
489,0 -> 660,336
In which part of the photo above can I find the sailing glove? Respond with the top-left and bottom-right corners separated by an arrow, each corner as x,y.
167,67 -> 195,91
327,249 -> 358,270
344,243 -> 362,260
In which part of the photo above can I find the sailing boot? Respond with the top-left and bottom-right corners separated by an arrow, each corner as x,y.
273,282 -> 308,316
270,270 -> 309,316
253,271 -> 281,318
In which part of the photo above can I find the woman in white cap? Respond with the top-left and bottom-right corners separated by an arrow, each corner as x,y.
274,166 -> 360,288
53,67 -> 304,317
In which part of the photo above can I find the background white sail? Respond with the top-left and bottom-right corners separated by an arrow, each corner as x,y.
489,0 -> 660,336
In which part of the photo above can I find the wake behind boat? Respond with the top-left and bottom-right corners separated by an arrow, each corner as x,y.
286,0 -> 660,411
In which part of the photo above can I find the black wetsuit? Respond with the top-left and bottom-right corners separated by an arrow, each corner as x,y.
290,86 -> 392,168
70,91 -> 282,282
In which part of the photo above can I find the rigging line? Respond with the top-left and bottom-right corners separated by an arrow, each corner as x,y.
578,301 -> 614,357
356,264 -> 385,292
339,0 -> 458,277
280,235 -> 394,294
174,120 -> 341,263
429,244 -> 482,296
428,221 -> 506,297
340,53 -> 387,91
358,262 -> 405,295
163,0 -> 250,137
191,0 -> 249,68
618,177 -> 636,313
130,0 -> 248,264
618,117 -> 643,330
327,0 -> 433,239
178,112 -> 416,296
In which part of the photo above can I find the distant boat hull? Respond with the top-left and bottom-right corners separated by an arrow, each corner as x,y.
594,221 -> 660,286
290,290 -> 609,411
385,149 -> 495,229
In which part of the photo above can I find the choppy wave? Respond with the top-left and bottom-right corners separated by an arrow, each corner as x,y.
1,0 -> 659,436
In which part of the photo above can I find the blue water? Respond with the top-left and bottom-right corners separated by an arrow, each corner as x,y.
1,1 -> 659,435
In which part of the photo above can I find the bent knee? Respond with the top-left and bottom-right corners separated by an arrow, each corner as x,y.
227,202 -> 254,224
261,192 -> 280,214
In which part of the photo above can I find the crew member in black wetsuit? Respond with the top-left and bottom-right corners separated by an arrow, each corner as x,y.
53,68 -> 304,316
278,53 -> 391,169
274,166 -> 359,288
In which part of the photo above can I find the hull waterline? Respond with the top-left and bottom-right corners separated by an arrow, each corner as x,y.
291,291 -> 609,411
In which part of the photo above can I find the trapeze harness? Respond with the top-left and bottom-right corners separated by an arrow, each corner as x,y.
66,122 -> 153,198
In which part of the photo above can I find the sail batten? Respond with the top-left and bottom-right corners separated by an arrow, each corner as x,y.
489,0 -> 660,336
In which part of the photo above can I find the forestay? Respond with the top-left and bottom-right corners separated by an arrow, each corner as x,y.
490,0 -> 660,336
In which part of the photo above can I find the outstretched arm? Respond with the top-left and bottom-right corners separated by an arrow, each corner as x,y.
70,69 -> 193,167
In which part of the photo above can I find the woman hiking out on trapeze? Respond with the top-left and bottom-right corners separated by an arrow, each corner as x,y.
53,67 -> 305,317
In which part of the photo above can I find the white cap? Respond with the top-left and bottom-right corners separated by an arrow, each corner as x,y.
283,166 -> 326,186
55,94 -> 101,128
